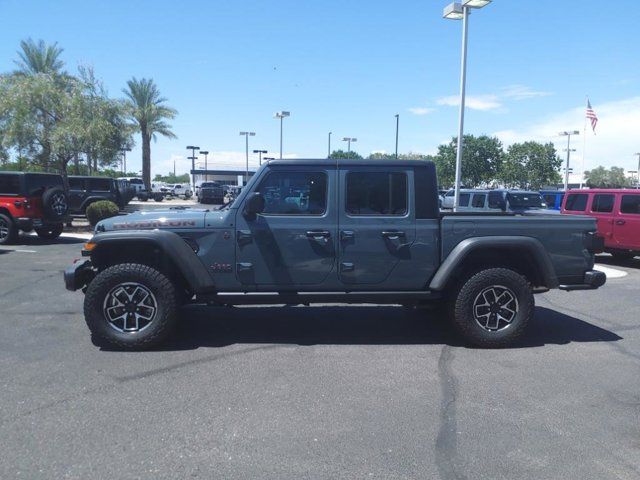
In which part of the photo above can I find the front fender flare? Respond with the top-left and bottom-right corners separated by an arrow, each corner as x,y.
89,230 -> 215,293
429,236 -> 558,291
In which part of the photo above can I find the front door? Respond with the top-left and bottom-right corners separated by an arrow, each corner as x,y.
338,167 -> 416,287
235,166 -> 336,288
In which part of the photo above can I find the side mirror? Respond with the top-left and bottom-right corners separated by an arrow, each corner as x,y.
243,192 -> 265,219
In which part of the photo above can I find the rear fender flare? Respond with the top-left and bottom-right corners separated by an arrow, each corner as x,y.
429,236 -> 558,291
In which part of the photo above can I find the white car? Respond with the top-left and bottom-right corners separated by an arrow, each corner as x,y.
172,184 -> 193,199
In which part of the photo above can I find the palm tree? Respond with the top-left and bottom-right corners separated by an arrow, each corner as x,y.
123,78 -> 177,189
15,38 -> 65,75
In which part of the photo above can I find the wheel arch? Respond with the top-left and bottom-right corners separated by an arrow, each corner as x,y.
89,230 -> 216,294
429,236 -> 558,291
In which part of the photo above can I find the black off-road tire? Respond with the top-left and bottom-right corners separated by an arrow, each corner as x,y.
35,223 -> 64,240
84,263 -> 178,350
449,268 -> 534,348
0,213 -> 18,245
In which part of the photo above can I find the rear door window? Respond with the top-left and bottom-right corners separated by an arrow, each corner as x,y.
88,178 -> 112,192
565,193 -> 588,211
346,172 -> 407,216
543,194 -> 556,207
458,193 -> 470,207
591,194 -> 615,213
620,195 -> 640,214
0,174 -> 21,195
471,193 -> 486,208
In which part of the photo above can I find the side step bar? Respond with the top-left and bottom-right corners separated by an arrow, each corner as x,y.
195,290 -> 441,306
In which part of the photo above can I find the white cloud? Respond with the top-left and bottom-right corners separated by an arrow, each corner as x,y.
408,107 -> 435,116
437,94 -> 502,111
492,96 -> 640,172
501,84 -> 552,100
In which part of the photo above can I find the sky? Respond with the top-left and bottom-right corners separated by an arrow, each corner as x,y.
1,0 -> 639,178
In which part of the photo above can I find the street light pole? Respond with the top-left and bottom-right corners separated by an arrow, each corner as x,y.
274,111 -> 290,159
239,132 -> 255,185
394,114 -> 399,159
635,153 -> 640,188
253,149 -> 267,166
200,151 -> 209,181
342,137 -> 357,154
443,0 -> 491,211
186,145 -> 200,190
328,132 -> 332,158
559,131 -> 580,190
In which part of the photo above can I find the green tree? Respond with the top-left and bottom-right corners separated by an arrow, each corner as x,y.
585,166 -> 632,188
154,173 -> 190,183
123,77 -> 177,189
499,141 -> 562,189
14,38 -> 65,76
329,149 -> 363,160
432,135 -> 504,188
0,40 -> 132,182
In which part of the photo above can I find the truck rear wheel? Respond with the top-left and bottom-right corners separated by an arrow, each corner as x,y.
84,263 -> 178,350
449,268 -> 533,348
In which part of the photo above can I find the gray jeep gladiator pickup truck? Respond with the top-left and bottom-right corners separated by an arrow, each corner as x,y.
64,159 -> 605,349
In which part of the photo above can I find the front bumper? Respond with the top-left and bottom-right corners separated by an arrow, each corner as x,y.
558,270 -> 607,291
64,260 -> 95,291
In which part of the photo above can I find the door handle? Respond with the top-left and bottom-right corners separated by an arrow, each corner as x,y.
306,230 -> 331,239
616,220 -> 626,226
236,262 -> 253,272
340,230 -> 355,241
381,231 -> 406,239
237,230 -> 252,246
340,262 -> 354,272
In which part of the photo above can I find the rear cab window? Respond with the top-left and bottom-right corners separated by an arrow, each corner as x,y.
620,194 -> 640,214
24,174 -> 63,197
564,193 -> 588,212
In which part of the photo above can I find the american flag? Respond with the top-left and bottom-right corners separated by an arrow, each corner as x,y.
586,100 -> 598,133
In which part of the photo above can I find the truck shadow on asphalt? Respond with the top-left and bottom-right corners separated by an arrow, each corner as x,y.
125,305 -> 622,351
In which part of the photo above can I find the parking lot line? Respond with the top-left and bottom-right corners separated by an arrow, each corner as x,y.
593,264 -> 628,278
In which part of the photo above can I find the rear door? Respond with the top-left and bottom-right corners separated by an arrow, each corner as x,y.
613,193 -> 640,250
337,167 -> 416,287
589,193 -> 616,243
68,177 -> 86,212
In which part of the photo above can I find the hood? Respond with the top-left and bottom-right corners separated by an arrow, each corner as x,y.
96,208 -> 210,232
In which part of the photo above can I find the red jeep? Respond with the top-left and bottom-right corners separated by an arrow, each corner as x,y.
0,171 -> 69,245
561,188 -> 640,259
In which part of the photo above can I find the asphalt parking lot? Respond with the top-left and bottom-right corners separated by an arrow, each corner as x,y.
1,235 -> 639,480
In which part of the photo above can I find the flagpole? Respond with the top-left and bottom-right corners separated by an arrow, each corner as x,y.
580,96 -> 588,189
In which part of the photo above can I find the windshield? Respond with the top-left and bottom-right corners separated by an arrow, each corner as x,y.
507,193 -> 546,208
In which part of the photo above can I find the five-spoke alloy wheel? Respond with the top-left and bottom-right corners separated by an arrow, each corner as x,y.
84,263 -> 178,350
449,268 -> 533,348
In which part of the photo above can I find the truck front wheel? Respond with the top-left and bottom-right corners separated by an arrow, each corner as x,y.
449,268 -> 533,348
84,263 -> 178,350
